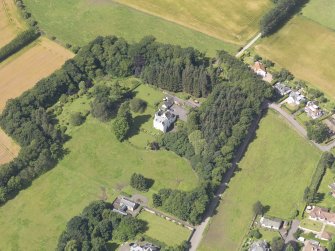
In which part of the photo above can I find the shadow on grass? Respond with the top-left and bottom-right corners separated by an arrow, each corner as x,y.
146,177 -> 155,190
106,243 -> 120,251
128,114 -> 151,138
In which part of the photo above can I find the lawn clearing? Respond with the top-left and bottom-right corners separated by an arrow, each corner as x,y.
23,0 -> 237,56
114,0 -> 272,45
0,37 -> 73,111
199,110 -> 321,251
0,0 -> 27,48
255,16 -> 335,99
137,211 -> 191,246
0,92 -> 198,250
300,219 -> 323,232
303,0 -> 335,30
0,128 -> 19,165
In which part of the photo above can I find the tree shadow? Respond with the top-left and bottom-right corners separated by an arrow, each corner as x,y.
263,205 -> 271,215
145,178 -> 155,190
313,193 -> 325,203
106,243 -> 120,251
128,115 -> 151,138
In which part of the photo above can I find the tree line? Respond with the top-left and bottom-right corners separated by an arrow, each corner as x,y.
0,28 -> 40,62
260,0 -> 307,36
304,152 -> 334,204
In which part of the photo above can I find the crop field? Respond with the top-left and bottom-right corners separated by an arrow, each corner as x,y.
303,0 -> 335,30
0,129 -> 19,165
255,16 -> 335,98
115,0 -> 272,45
0,37 -> 73,111
23,0 -> 238,56
0,0 -> 27,48
199,110 -> 320,251
0,85 -> 198,250
138,211 -> 191,246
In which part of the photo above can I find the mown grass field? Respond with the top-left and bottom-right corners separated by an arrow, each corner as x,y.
114,0 -> 272,45
303,0 -> 335,30
23,0 -> 238,56
0,37 -> 74,111
199,110 -> 321,251
0,85 -> 198,251
255,16 -> 335,98
0,0 -> 27,48
138,211 -> 191,246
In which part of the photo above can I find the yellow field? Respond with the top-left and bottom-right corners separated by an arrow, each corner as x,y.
0,37 -> 73,165
0,129 -> 19,165
0,37 -> 74,111
0,0 -> 26,48
115,0 -> 272,45
256,16 -> 335,98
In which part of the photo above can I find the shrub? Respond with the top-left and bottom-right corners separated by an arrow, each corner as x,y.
70,112 -> 85,126
130,173 -> 149,192
249,229 -> 262,239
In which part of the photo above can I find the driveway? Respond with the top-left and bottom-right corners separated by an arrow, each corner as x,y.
285,220 -> 300,244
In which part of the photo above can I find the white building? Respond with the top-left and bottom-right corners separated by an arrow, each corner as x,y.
260,217 -> 282,230
252,61 -> 267,77
305,101 -> 323,119
153,110 -> 176,133
287,91 -> 306,105
130,243 -> 160,251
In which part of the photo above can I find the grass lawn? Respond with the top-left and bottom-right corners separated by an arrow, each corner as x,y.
258,228 -> 280,242
199,110 -> 321,251
137,211 -> 191,246
302,0 -> 335,30
325,225 -> 335,235
23,0 -> 237,56
300,219 -> 323,232
296,112 -> 310,128
315,168 -> 335,209
255,16 -> 335,99
0,86 -> 198,250
114,0 -> 272,45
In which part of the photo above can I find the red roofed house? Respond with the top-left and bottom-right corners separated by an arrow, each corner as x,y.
309,206 -> 335,226
252,61 -> 267,78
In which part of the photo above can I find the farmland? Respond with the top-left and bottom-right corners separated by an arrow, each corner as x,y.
199,110 -> 320,251
255,16 -> 335,98
0,0 -> 27,48
114,0 -> 272,44
22,0 -> 237,55
303,0 -> 335,30
0,37 -> 73,111
0,84 -> 198,251
138,211 -> 191,246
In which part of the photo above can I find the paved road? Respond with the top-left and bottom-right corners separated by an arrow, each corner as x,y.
285,220 -> 300,244
236,33 -> 262,58
269,103 -> 335,152
189,104 -> 266,251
